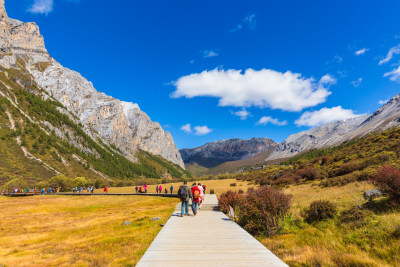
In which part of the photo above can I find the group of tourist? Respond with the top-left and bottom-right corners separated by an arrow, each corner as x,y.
134,184 -> 176,194
72,186 -> 95,194
178,181 -> 206,217
0,187 -> 61,195
135,184 -> 148,193
155,184 -> 175,194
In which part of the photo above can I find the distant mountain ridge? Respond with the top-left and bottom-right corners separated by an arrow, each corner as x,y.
267,93 -> 400,161
180,138 -> 276,168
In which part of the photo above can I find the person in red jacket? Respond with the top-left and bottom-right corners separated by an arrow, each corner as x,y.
191,183 -> 200,215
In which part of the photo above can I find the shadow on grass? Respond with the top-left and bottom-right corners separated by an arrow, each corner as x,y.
362,198 -> 400,214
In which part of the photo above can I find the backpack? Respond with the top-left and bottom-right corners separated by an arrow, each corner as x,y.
193,188 -> 200,199
178,186 -> 188,201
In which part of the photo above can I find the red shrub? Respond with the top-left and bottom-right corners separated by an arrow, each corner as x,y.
259,177 -> 271,186
321,156 -> 330,165
218,190 -> 243,213
236,186 -> 292,236
296,167 -> 320,180
272,175 -> 298,186
371,166 -> 400,203
335,162 -> 364,176
301,200 -> 337,223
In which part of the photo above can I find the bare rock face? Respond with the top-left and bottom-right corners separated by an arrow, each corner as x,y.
180,138 -> 276,168
10,21 -> 48,55
1,0 -> 49,61
267,116 -> 369,161
0,0 -> 10,52
28,56 -> 184,169
0,0 -> 185,168
267,94 -> 400,161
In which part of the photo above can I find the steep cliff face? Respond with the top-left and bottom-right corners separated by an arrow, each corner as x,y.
267,93 -> 400,161
180,138 -> 276,168
0,0 -> 184,169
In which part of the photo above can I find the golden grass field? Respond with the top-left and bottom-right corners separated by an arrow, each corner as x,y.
2,178 -> 399,266
262,181 -> 400,266
93,178 -> 258,195
0,195 -> 178,266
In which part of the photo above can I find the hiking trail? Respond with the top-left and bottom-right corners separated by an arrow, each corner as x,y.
136,194 -> 287,267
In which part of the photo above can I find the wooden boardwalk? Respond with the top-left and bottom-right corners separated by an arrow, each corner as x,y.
136,194 -> 287,267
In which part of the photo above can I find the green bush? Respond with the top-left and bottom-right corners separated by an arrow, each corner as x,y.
301,200 -> 337,223
73,177 -> 91,188
2,178 -> 28,191
49,175 -> 72,191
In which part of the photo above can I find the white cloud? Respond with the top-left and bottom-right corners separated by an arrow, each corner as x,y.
230,13 -> 256,33
172,68 -> 335,112
203,50 -> 219,58
379,44 -> 400,65
295,106 -> 361,127
256,116 -> 287,126
244,14 -> 257,30
180,123 -> 192,134
384,66 -> 400,82
355,48 -> 369,56
378,99 -> 389,105
194,126 -> 212,136
351,78 -> 363,87
28,0 -> 53,15
189,59 -> 195,64
232,109 -> 251,120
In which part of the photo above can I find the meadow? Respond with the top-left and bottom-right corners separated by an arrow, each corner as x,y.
0,195 -> 178,266
261,181 -> 400,266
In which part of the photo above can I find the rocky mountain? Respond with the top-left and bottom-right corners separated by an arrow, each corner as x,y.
180,138 -> 276,168
267,94 -> 400,161
0,0 -> 187,186
0,0 -> 183,167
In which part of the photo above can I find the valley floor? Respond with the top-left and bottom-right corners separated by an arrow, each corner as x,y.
0,195 -> 178,266
93,178 -> 258,195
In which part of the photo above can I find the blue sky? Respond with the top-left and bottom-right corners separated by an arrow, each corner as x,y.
6,0 -> 400,149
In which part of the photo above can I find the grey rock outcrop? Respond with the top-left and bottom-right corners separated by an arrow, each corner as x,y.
363,189 -> 383,200
267,93 -> 400,161
0,0 -> 184,168
180,138 -> 276,168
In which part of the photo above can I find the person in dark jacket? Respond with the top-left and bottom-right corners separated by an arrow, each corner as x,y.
178,181 -> 192,217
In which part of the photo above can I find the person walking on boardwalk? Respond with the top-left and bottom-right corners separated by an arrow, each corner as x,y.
178,181 -> 192,217
156,185 -> 159,194
170,185 -> 173,194
103,186 -> 108,194
91,186 -> 94,194
135,186 -> 138,194
198,183 -> 204,209
144,184 -> 147,193
159,185 -> 162,194
191,183 -> 201,215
